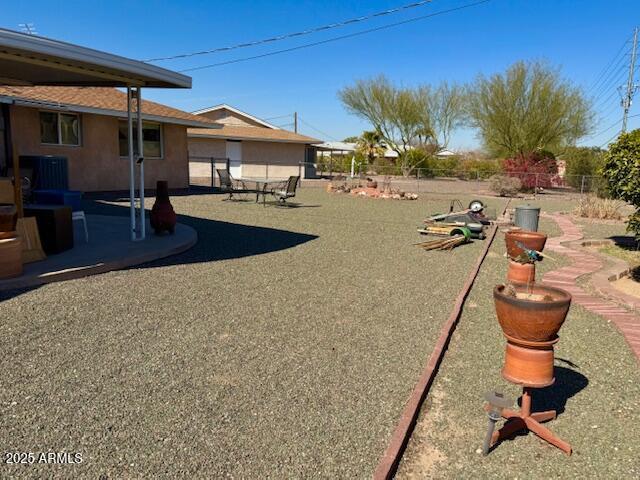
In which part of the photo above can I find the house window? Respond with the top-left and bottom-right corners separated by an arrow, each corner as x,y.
39,111 -> 81,146
118,121 -> 163,159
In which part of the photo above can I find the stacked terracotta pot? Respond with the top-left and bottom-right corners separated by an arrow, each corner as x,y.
504,228 -> 547,284
494,228 -> 572,387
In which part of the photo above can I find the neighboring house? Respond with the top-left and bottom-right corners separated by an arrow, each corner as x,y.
316,141 -> 399,160
187,104 -> 320,180
435,149 -> 458,158
0,86 -> 217,192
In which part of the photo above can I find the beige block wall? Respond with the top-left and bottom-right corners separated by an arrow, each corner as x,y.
243,141 -> 306,179
10,105 -> 189,192
187,137 -> 306,179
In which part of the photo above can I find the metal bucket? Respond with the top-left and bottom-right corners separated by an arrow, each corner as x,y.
514,204 -> 541,231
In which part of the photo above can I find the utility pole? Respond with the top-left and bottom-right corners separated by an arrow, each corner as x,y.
621,26 -> 639,133
294,112 -> 298,133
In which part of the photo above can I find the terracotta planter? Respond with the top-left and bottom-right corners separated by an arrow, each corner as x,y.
505,229 -> 547,259
0,204 -> 17,232
150,181 -> 177,235
494,283 -> 571,342
0,235 -> 23,279
507,260 -> 536,284
502,335 -> 557,388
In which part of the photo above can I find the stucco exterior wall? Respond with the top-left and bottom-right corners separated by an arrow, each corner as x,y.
187,137 -> 307,179
9,105 -> 189,192
197,109 -> 264,128
188,136 -> 226,159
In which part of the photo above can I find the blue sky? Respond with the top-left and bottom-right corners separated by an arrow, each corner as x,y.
3,0 -> 639,149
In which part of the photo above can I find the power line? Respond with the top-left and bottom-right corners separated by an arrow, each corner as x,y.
274,122 -> 295,129
297,117 -> 339,141
598,101 -> 620,120
597,114 -> 640,148
588,34 -> 632,93
179,0 -> 491,73
591,63 -> 627,104
599,131 -> 621,148
262,113 -> 294,121
593,85 -> 622,112
145,0 -> 434,62
589,118 -> 622,138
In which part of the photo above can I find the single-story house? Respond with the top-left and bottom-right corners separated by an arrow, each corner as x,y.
0,86 -> 217,192
316,141 -> 399,160
187,104 -> 320,180
435,149 -> 458,158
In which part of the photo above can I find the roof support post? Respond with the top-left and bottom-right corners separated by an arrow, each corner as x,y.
127,86 -> 136,241
127,86 -> 145,242
136,87 -> 145,240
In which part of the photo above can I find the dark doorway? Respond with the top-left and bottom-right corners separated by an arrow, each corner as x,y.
0,104 -> 8,174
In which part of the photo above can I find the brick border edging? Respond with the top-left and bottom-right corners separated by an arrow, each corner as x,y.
572,242 -> 640,310
542,213 -> 640,362
373,202 -> 509,480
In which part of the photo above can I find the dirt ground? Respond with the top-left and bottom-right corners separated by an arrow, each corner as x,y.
0,189 -> 506,478
397,216 -> 640,479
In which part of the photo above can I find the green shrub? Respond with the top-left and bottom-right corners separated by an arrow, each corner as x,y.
602,129 -> 640,236
460,158 -> 502,179
561,146 -> 606,193
489,174 -> 521,197
429,156 -> 462,176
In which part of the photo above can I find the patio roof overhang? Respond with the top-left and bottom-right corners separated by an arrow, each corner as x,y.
0,28 -> 190,88
1,28 -> 194,242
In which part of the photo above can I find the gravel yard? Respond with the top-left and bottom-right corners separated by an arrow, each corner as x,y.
1,189 -> 505,477
397,216 -> 640,479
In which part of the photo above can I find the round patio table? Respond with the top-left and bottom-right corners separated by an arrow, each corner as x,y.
240,177 -> 287,204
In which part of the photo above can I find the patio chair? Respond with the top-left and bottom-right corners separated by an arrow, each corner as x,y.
269,176 -> 300,205
216,169 -> 249,200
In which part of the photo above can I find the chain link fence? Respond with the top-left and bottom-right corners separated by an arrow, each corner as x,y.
189,156 -> 306,188
189,156 -> 606,198
189,156 -> 229,187
298,161 -> 607,197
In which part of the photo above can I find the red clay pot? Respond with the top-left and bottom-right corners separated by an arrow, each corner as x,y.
494,283 -> 571,342
505,229 -> 547,259
502,335 -> 557,388
150,181 -> 177,235
507,260 -> 536,284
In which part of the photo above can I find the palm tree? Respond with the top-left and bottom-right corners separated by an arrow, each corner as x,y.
356,130 -> 386,164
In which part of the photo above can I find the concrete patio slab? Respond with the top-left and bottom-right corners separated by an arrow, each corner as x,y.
0,214 -> 197,291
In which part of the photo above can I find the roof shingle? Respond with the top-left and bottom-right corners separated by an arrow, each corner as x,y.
188,124 -> 320,144
0,86 -> 216,127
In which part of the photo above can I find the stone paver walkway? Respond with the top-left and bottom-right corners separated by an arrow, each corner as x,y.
542,213 -> 640,362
